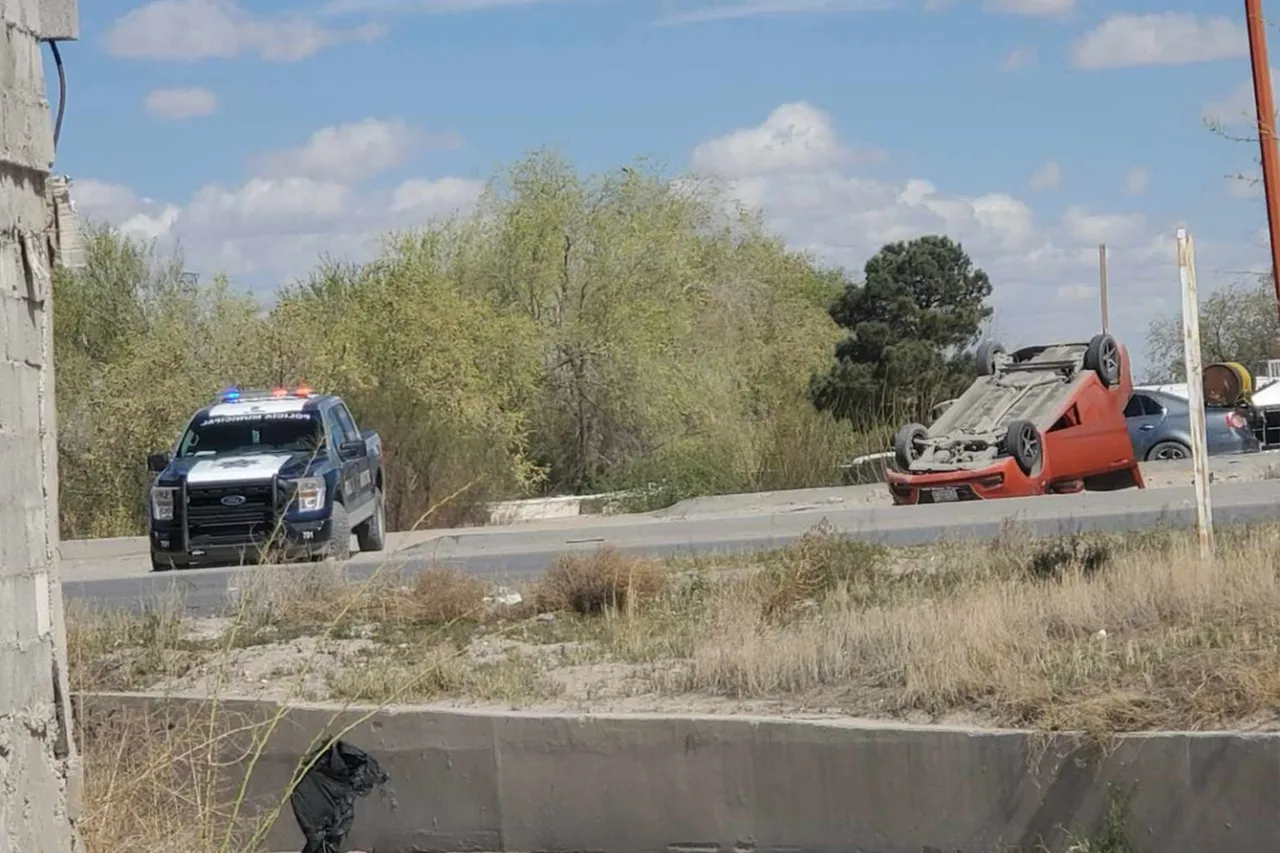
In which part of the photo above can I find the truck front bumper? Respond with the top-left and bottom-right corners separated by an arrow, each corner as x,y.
149,515 -> 338,569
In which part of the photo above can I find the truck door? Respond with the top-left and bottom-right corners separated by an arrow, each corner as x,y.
332,403 -> 373,512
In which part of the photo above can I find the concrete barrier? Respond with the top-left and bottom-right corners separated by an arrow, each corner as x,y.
79,693 -> 1279,853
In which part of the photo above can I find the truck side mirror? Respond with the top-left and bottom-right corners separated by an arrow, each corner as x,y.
147,451 -> 171,473
338,441 -> 367,460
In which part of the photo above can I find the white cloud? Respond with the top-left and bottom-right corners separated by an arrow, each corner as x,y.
1061,206 -> 1145,244
1204,70 -> 1276,126
653,0 -> 890,25
686,101 -> 1219,370
1029,160 -> 1061,191
1072,13 -> 1248,69
690,102 -> 881,179
984,0 -> 1071,18
1003,45 -> 1036,70
251,118 -> 460,183
67,120 -> 482,285
105,0 -> 387,62
1124,166 -> 1148,196
323,0 -> 596,12
391,177 -> 487,214
144,87 -> 218,120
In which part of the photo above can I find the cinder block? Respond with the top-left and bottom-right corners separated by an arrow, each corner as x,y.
3,291 -> 44,367
0,635 -> 53,714
0,0 -> 78,41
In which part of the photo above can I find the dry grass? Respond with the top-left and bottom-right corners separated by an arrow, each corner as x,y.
68,520 -> 1280,742
535,546 -> 668,614
77,522 -> 1280,853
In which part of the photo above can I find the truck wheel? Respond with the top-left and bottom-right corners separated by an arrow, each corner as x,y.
975,341 -> 1005,377
325,501 -> 353,561
354,488 -> 388,553
1084,333 -> 1121,386
1003,419 -> 1043,475
893,422 -> 929,471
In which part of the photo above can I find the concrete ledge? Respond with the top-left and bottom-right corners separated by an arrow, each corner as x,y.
79,693 -> 1280,853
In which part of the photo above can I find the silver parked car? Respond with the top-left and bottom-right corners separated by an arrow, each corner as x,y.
1124,388 -> 1260,461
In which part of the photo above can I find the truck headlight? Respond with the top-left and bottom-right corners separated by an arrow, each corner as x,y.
292,476 -> 326,512
151,486 -> 176,521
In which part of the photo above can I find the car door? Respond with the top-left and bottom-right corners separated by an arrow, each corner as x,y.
332,402 -> 373,512
1124,393 -> 1166,459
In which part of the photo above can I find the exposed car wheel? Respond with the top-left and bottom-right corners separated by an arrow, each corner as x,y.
1003,419 -> 1043,475
975,341 -> 1005,377
893,422 -> 929,471
150,553 -> 174,573
1084,333 -> 1121,386
354,488 -> 388,553
1147,440 -> 1190,462
324,500 -> 353,561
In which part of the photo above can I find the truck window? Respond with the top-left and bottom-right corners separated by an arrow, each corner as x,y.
324,408 -> 353,447
178,413 -> 326,457
333,403 -> 359,440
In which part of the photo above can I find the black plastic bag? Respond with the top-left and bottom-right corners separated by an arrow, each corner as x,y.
291,738 -> 390,853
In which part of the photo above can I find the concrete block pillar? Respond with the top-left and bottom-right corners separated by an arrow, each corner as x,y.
0,1 -> 82,852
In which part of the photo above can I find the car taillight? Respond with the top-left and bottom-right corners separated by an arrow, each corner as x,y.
1226,411 -> 1248,430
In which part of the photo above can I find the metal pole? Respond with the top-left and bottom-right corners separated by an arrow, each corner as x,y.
1246,0 -> 1280,312
1177,228 -> 1214,559
1098,243 -> 1109,333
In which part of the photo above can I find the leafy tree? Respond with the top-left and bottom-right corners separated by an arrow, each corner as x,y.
809,235 -> 993,427
1144,276 -> 1280,383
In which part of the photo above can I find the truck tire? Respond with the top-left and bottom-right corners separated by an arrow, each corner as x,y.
324,501 -> 353,561
1003,419 -> 1043,475
893,422 -> 929,471
354,488 -> 388,553
1084,333 -> 1121,386
975,341 -> 1005,377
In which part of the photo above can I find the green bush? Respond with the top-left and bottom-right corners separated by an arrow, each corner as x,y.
52,152 -> 946,537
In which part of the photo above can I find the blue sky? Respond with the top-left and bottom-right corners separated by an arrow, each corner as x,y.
49,0 -> 1275,373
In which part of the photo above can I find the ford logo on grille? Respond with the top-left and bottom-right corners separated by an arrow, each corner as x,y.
220,495 -> 247,507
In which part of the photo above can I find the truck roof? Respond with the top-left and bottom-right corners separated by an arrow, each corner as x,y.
193,387 -> 340,421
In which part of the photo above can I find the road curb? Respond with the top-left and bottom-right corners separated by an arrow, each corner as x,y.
79,693 -> 1280,853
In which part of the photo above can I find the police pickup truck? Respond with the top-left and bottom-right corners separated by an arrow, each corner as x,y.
145,386 -> 386,572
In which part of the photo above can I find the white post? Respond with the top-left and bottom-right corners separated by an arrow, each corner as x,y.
1098,243 -> 1110,333
1177,227 -> 1214,558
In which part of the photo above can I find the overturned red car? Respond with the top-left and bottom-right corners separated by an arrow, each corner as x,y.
886,333 -> 1144,505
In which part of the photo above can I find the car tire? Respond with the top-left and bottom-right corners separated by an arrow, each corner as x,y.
325,500 -> 353,561
354,488 -> 388,553
1084,333 -> 1121,386
893,422 -> 929,471
975,341 -> 1005,377
1146,440 -> 1190,462
1003,419 -> 1043,475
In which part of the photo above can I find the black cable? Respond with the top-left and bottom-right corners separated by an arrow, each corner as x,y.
50,40 -> 66,153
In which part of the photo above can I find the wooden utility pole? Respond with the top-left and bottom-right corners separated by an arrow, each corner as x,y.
1098,243 -> 1110,333
1246,0 -> 1280,312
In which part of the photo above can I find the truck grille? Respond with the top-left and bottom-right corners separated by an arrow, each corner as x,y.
186,482 -> 275,546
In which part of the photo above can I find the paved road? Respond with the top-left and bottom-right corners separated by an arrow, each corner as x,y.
60,478 -> 1280,617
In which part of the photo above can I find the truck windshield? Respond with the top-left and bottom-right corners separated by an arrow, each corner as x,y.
177,413 -> 326,458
